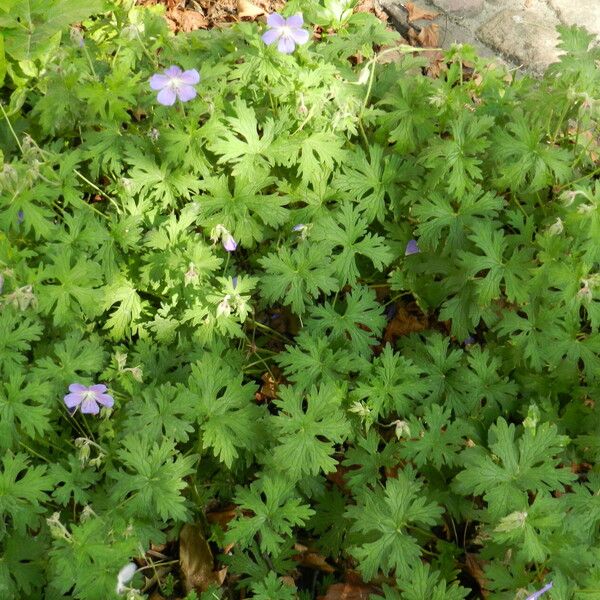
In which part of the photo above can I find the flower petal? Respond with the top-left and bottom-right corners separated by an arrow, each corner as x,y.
285,13 -> 304,28
64,393 -> 82,408
89,384 -> 107,393
68,383 -> 87,393
157,87 -> 177,106
405,239 -> 420,256
262,28 -> 281,45
96,393 -> 115,408
222,235 -> 237,252
180,69 -> 200,85
289,27 -> 309,45
277,35 -> 296,54
266,12 -> 285,28
80,397 -> 100,414
176,84 -> 197,103
149,74 -> 170,90
164,65 -> 182,78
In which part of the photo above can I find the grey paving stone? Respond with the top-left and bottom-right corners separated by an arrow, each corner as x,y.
477,9 -> 561,73
433,0 -> 484,18
431,0 -> 485,18
548,0 -> 600,36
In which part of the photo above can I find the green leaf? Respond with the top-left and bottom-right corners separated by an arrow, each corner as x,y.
453,418 -> 576,519
259,243 -> 338,315
272,383 -> 351,480
347,469 -> 443,580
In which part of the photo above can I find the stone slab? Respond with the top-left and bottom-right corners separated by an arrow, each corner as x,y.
477,9 -> 561,74
548,0 -> 600,36
431,0 -> 484,18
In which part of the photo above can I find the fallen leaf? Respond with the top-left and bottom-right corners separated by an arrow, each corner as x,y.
417,23 -> 439,47
179,523 -> 222,594
383,304 -> 428,344
166,9 -> 208,32
405,2 -> 438,22
238,0 -> 264,18
293,544 -> 336,574
319,582 -> 375,600
206,505 -> 237,528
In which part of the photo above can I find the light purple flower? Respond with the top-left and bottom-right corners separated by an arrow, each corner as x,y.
526,582 -> 553,600
17,210 -> 24,223
222,233 -> 237,252
405,239 -> 420,256
463,336 -> 476,346
149,66 -> 200,106
64,384 -> 114,415
262,13 -> 310,54
232,276 -> 238,289
292,223 -> 306,232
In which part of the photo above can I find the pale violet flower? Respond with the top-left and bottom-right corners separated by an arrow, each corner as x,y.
526,581 -> 553,600
116,562 -> 138,595
211,224 -> 237,252
149,66 -> 200,106
405,239 -> 420,256
64,384 -> 114,415
262,13 -> 310,54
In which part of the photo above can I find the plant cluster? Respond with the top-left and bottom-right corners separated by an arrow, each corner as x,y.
1,0 -> 600,598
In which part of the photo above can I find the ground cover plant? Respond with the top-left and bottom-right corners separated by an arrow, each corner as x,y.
1,0 -> 600,598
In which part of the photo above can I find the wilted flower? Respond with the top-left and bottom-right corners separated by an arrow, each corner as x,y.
148,128 -> 160,142
494,510 -> 528,532
292,223 -> 306,232
149,66 -> 200,106
69,27 -> 85,48
116,563 -> 138,595
405,239 -> 420,256
262,13 -> 310,54
0,274 -> 3,295
393,419 -> 411,440
211,224 -> 237,252
184,262 -> 199,286
217,295 -> 232,318
357,66 -> 370,85
232,276 -> 238,290
547,217 -> 563,236
526,581 -> 553,600
64,384 -> 114,415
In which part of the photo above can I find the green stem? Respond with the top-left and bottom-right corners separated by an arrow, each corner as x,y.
74,169 -> 121,213
0,102 -> 24,153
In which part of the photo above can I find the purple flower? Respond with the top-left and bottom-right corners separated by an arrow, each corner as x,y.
463,336 -> 476,346
64,384 -> 114,415
222,234 -> 237,252
292,223 -> 306,232
149,66 -> 200,106
211,224 -> 237,252
526,582 -> 553,600
262,13 -> 310,54
405,239 -> 420,256
232,276 -> 238,289
17,210 -> 24,223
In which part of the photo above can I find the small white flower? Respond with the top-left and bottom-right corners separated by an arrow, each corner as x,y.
116,562 -> 138,595
217,294 -> 232,318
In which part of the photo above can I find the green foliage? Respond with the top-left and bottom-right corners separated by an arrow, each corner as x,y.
1,2 -> 600,598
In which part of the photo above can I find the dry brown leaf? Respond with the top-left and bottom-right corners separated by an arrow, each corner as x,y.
405,2 -> 438,22
383,305 -> 428,344
319,582 -> 374,600
206,506 -> 237,528
165,8 -> 208,32
179,523 -> 222,594
293,544 -> 336,574
238,0 -> 264,18
465,553 -> 489,598
417,23 -> 439,47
